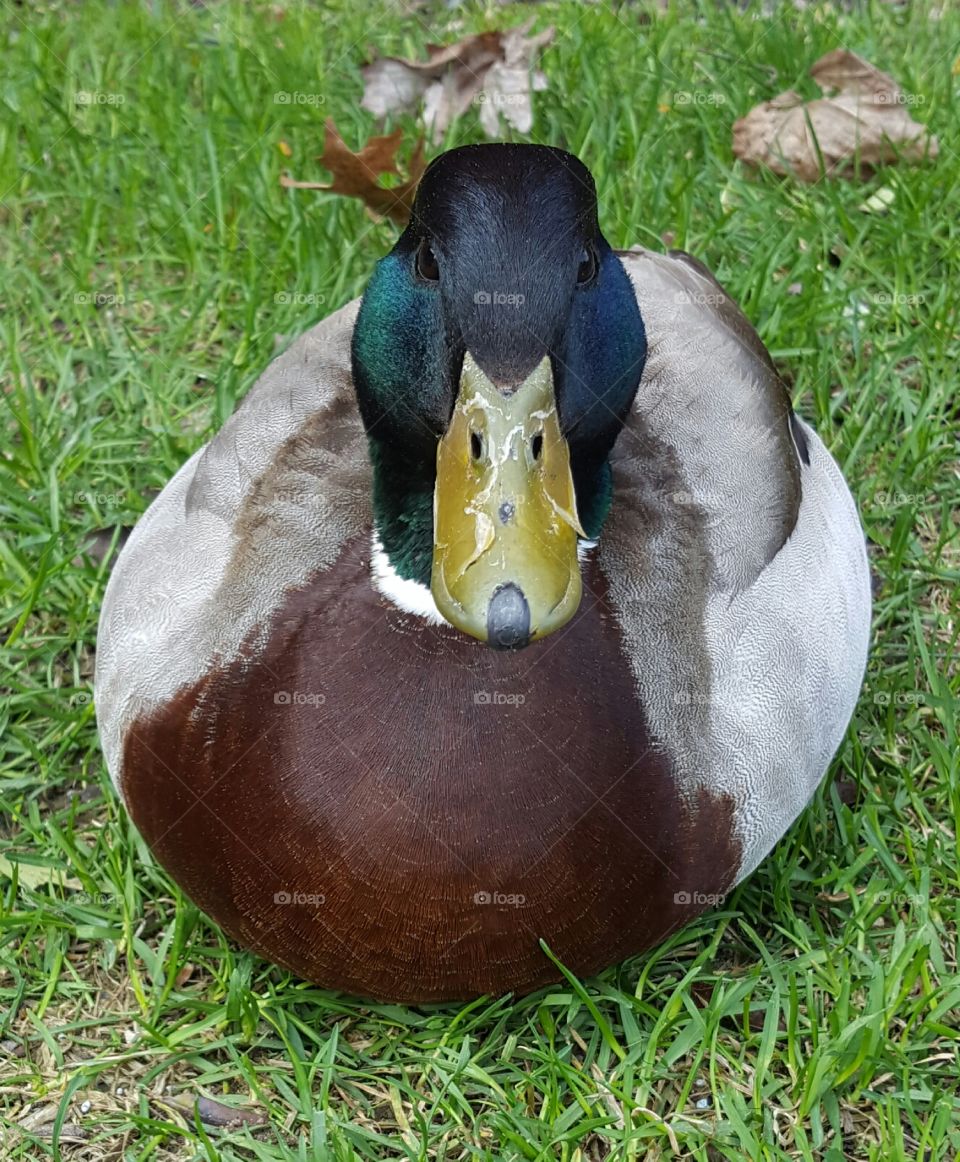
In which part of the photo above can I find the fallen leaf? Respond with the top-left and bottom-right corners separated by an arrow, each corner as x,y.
196,1095 -> 267,1128
719,178 -> 739,214
35,1123 -> 88,1144
747,1008 -> 786,1032
277,139 -> 292,158
281,120 -> 425,226
0,855 -> 82,892
476,23 -> 553,137
733,49 -> 938,182
360,19 -> 553,143
833,774 -> 859,806
362,34 -> 502,135
76,526 -> 131,568
858,185 -> 896,214
167,1092 -> 267,1128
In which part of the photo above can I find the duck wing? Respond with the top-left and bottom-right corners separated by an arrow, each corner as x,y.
614,247 -> 803,593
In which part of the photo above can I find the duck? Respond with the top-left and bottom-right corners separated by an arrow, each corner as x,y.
94,143 -> 872,1003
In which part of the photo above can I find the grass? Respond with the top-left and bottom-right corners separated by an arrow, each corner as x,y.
0,0 -> 958,1157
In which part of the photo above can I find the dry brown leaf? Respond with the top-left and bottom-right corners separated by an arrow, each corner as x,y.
195,1094 -> 267,1128
0,855 -> 82,891
166,1092 -> 267,1128
360,19 -> 554,143
733,49 -> 938,182
77,526 -> 131,568
280,120 -> 426,226
477,23 -> 554,137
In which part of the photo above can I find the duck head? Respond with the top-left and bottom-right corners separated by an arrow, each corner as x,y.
351,143 -> 647,648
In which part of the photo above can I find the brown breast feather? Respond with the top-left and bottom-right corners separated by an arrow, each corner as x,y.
122,534 -> 741,1002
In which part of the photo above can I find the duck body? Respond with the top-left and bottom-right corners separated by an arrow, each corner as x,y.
95,146 -> 871,1002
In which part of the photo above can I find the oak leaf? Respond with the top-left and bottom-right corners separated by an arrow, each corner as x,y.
280,119 -> 426,226
360,19 -> 554,143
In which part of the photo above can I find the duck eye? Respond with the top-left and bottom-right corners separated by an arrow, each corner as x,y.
577,245 -> 598,286
416,239 -> 440,282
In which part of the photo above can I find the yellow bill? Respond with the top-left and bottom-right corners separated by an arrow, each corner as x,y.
431,352 -> 586,648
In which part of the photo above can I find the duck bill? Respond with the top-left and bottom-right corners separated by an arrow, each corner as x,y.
431,352 -> 585,649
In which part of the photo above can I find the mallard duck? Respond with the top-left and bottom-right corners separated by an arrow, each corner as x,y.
95,144 -> 871,1003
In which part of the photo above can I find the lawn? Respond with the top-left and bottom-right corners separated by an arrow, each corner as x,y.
1,0 -> 958,1158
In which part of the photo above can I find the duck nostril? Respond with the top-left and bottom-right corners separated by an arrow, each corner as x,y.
531,432 -> 543,461
470,431 -> 483,461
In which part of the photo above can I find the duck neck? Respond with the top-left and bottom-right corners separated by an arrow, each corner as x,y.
368,437 -> 436,586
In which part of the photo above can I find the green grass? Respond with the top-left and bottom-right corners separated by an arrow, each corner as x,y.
1,0 -> 958,1157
